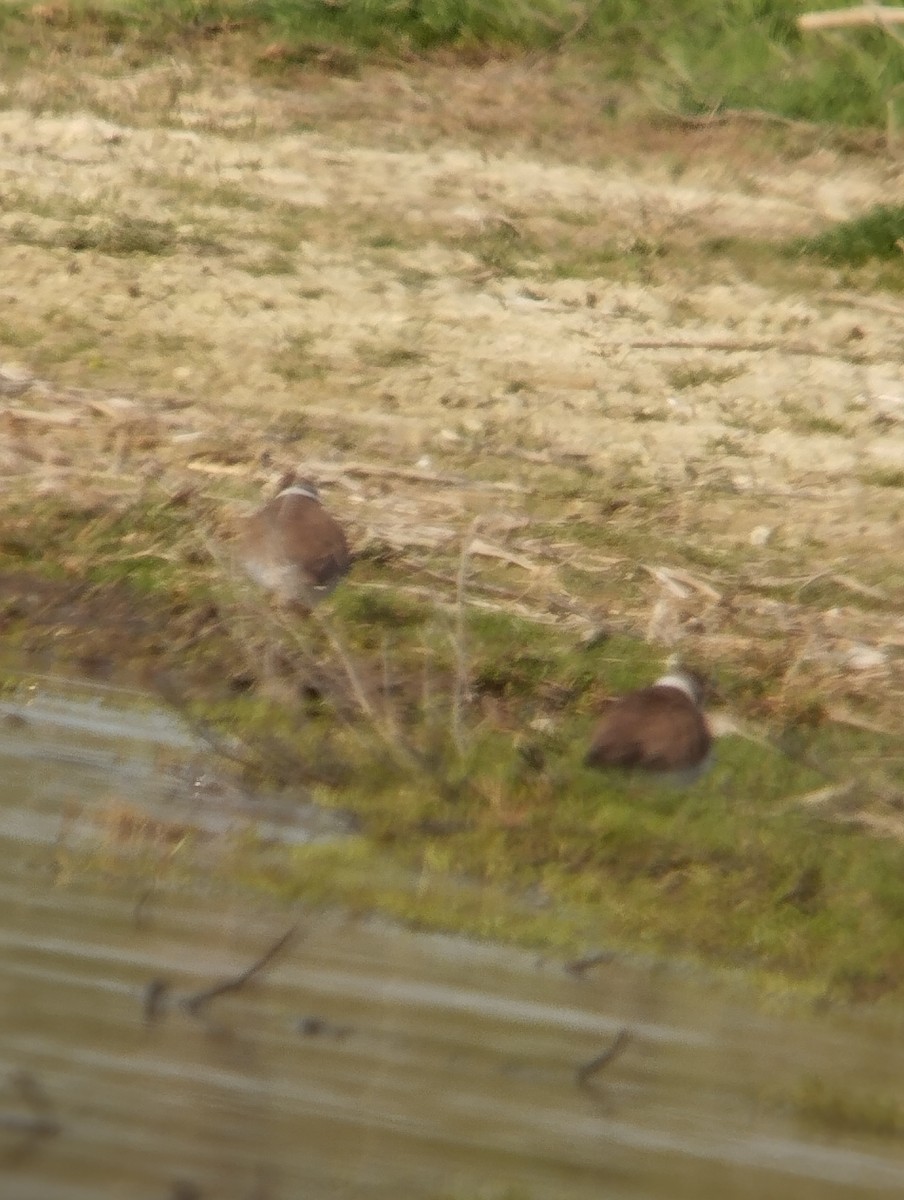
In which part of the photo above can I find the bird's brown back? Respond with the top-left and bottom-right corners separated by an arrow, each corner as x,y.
585,685 -> 711,772
244,492 -> 351,586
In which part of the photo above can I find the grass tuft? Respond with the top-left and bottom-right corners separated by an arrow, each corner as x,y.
2,0 -> 903,127
862,467 -> 904,489
797,204 -> 904,266
793,1076 -> 904,1138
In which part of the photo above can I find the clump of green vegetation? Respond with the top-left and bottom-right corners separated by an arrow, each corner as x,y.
2,0 -> 903,128
793,1076 -> 904,1138
366,344 -> 426,369
862,467 -> 904,489
797,204 -> 904,265
545,236 -> 665,282
457,221 -> 533,276
65,215 -> 177,256
669,363 -> 744,391
242,249 -> 296,276
272,332 -> 324,383
9,212 -> 228,258
779,400 -> 846,436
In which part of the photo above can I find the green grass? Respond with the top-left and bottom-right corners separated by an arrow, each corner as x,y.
8,212 -> 229,258
862,468 -> 904,489
797,204 -> 904,265
793,1076 -> 904,1138
272,332 -> 324,382
669,363 -> 746,391
2,1 -> 903,129
4,490 -> 904,1002
779,400 -> 847,436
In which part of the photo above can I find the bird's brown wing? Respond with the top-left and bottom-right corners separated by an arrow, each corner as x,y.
274,494 -> 351,585
585,696 -> 647,768
585,687 -> 711,772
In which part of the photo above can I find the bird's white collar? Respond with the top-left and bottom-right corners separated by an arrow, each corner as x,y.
654,673 -> 697,703
276,484 -> 320,503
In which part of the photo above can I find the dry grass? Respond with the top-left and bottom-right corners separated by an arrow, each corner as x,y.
3,364 -> 902,751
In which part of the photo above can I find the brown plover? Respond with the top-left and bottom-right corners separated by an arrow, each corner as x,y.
585,668 -> 712,784
239,472 -> 351,613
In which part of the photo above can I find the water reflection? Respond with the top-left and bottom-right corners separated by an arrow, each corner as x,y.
2,675 -> 904,1198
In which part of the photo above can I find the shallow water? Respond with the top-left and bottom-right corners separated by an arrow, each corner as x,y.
2,675 -> 904,1199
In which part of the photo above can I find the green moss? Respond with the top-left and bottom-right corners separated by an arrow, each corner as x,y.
333,587 -> 431,635
792,1076 -> 904,1138
797,204 -> 904,266
8,212 -> 229,258
668,363 -> 746,390
862,468 -> 904,489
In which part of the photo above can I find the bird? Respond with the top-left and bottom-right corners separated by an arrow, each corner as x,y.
584,667 -> 712,785
238,471 -> 352,613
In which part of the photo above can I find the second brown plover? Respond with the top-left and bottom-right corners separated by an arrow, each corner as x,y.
584,668 -> 712,785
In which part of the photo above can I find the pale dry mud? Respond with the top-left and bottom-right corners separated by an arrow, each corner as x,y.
1,63 -> 902,470
0,57 -> 903,712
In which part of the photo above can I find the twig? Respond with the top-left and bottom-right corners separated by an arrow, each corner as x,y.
451,520 -> 481,754
299,458 -> 529,494
770,735 -> 839,783
143,978 -> 171,1026
576,1029 -> 632,1087
350,579 -> 594,631
777,569 -> 889,603
304,613 -> 427,775
309,610 -> 381,726
598,336 -> 865,361
416,564 -> 534,602
152,672 -> 253,770
824,703 -> 897,736
182,925 -> 298,1020
564,950 -> 615,977
552,0 -> 605,49
663,107 -> 830,134
786,780 -> 858,812
469,537 -> 538,572
640,563 -> 721,602
0,1072 -> 60,1145
826,573 -> 888,602
799,6 -> 904,32
825,291 -> 904,318
0,406 -> 78,426
834,810 -> 904,839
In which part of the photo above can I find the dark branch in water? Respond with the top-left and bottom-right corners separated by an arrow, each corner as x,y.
564,950 -> 615,977
152,671 -> 255,770
134,887 -> 156,929
297,1015 -> 352,1039
0,1072 -> 61,1157
182,926 -> 299,1021
143,977 -> 171,1025
575,1028 -> 632,1087
169,1182 -> 203,1200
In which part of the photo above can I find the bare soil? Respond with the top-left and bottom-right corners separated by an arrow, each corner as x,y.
1,54 -> 903,725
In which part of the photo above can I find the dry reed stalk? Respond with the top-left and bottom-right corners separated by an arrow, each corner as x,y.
300,457 -> 529,493
835,811 -> 904,840
640,563 -> 721,602
600,335 -> 884,364
450,518 -> 481,754
789,780 -> 858,811
663,108 -> 828,133
798,6 -> 904,32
